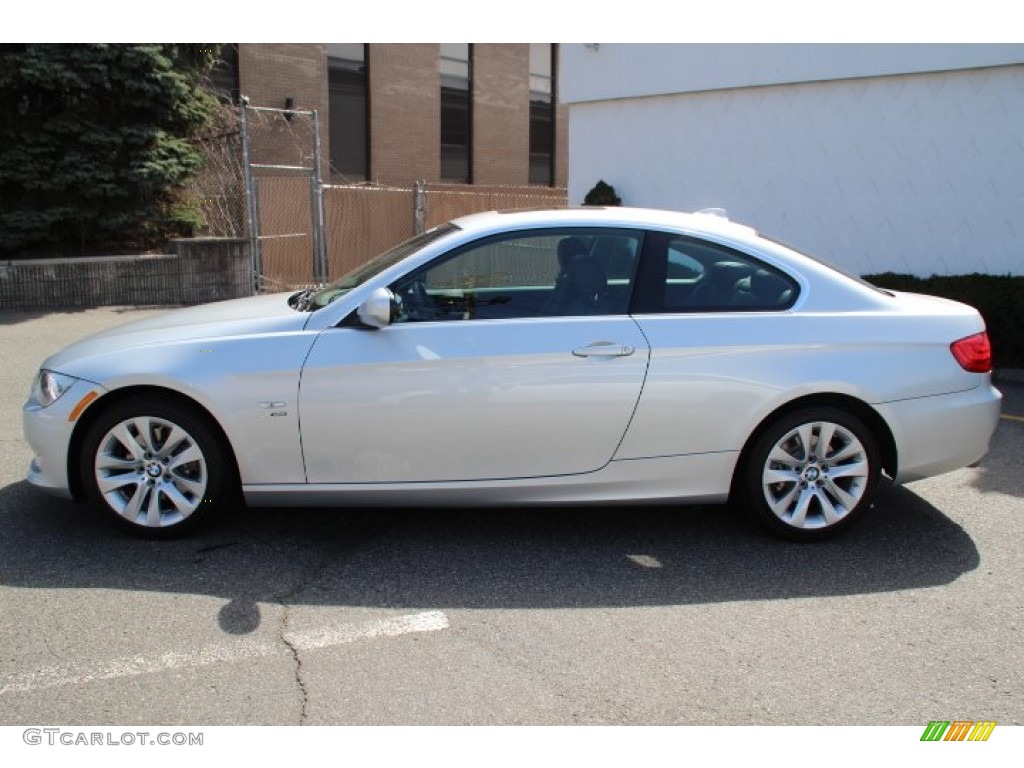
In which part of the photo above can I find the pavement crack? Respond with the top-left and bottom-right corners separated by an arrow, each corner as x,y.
271,554 -> 332,726
279,604 -> 309,725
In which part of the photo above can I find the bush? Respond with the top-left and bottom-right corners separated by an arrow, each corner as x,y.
864,273 -> 1024,369
582,180 -> 622,206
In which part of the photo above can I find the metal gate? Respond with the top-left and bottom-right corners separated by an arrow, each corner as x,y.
238,102 -> 326,291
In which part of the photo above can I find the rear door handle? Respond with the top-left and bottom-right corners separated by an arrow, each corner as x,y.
572,342 -> 636,358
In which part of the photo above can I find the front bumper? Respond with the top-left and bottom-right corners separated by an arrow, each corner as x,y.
23,378 -> 107,499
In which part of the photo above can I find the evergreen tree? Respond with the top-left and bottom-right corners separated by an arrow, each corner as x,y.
0,44 -> 219,256
582,180 -> 622,206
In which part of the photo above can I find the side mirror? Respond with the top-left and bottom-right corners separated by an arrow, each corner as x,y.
356,287 -> 395,329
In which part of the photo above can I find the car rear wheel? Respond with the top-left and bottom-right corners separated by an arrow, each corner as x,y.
743,407 -> 880,541
81,396 -> 234,537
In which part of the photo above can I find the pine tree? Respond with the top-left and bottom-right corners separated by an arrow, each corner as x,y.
0,44 -> 219,256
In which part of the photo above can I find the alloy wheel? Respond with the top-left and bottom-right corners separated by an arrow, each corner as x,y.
760,419 -> 870,531
94,416 -> 208,528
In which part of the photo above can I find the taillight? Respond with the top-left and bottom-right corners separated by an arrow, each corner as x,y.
950,331 -> 992,373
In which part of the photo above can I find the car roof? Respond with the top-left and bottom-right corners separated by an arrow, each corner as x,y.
450,206 -> 759,243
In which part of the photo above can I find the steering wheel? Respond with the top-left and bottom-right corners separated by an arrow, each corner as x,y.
396,278 -> 437,321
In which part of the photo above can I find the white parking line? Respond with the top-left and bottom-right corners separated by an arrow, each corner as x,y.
625,554 -> 664,569
0,610 -> 449,697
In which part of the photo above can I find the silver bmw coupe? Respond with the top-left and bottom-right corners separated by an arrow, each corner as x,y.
23,208 -> 1002,539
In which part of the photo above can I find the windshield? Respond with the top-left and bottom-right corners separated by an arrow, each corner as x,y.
304,223 -> 460,310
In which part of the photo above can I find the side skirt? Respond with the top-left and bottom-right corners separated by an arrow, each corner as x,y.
243,451 -> 738,507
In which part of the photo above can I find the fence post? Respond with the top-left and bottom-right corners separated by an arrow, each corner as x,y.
310,109 -> 327,284
238,100 -> 262,292
413,180 -> 427,235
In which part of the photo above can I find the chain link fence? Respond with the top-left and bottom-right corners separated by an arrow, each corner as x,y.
324,181 -> 567,284
240,104 -> 326,292
188,104 -> 568,291
419,182 -> 568,231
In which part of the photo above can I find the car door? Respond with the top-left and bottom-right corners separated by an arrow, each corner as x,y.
617,229 -> 802,460
298,228 -> 650,484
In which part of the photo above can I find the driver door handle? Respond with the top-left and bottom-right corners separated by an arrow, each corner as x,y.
572,342 -> 636,358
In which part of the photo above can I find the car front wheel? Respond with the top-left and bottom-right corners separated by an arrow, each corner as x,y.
743,407 -> 880,541
81,396 -> 234,537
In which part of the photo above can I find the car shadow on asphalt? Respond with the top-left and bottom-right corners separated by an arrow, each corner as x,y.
0,479 -> 980,636
968,401 -> 1024,498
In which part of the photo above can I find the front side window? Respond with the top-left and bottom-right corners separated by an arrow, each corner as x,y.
633,232 -> 798,313
390,228 -> 643,323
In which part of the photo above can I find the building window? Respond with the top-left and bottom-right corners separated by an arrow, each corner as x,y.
440,43 -> 472,183
208,44 -> 239,104
328,43 -> 369,181
529,43 -> 554,186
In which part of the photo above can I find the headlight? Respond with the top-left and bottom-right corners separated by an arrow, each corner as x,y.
29,370 -> 78,408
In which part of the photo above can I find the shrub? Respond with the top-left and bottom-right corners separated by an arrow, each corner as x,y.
582,180 -> 622,206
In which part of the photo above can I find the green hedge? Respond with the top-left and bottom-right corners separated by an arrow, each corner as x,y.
863,273 -> 1024,370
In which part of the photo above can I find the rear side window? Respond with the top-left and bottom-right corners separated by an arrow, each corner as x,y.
632,232 -> 799,313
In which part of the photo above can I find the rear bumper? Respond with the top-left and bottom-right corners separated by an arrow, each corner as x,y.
880,383 -> 1002,483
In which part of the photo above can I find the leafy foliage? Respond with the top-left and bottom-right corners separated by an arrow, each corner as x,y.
582,179 -> 622,206
0,44 -> 220,256
865,272 -> 1024,369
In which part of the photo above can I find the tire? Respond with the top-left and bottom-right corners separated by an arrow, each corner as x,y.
80,395 -> 236,538
742,407 -> 880,541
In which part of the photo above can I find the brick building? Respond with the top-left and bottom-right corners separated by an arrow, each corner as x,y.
212,43 -> 567,188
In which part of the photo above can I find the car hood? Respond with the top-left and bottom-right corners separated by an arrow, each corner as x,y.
43,292 -> 311,372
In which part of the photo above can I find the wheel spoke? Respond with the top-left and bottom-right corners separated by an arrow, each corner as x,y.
768,483 -> 801,516
788,489 -> 813,528
96,453 -> 138,472
170,474 -> 205,499
111,423 -> 145,461
829,442 -> 862,463
824,478 -> 858,511
763,467 -> 800,485
169,446 -> 202,471
155,425 -> 189,459
146,485 -> 163,526
131,418 -> 154,452
817,489 -> 842,525
796,424 -> 814,460
768,446 -> 800,468
122,483 -> 147,520
162,483 -> 199,516
828,460 -> 868,479
97,472 -> 140,495
817,422 -> 836,458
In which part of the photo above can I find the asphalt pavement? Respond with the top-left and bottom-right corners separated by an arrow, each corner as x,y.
0,306 -> 1021,725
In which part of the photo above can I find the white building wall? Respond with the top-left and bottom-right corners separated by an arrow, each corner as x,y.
564,46 -> 1024,276
561,44 -> 1024,103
